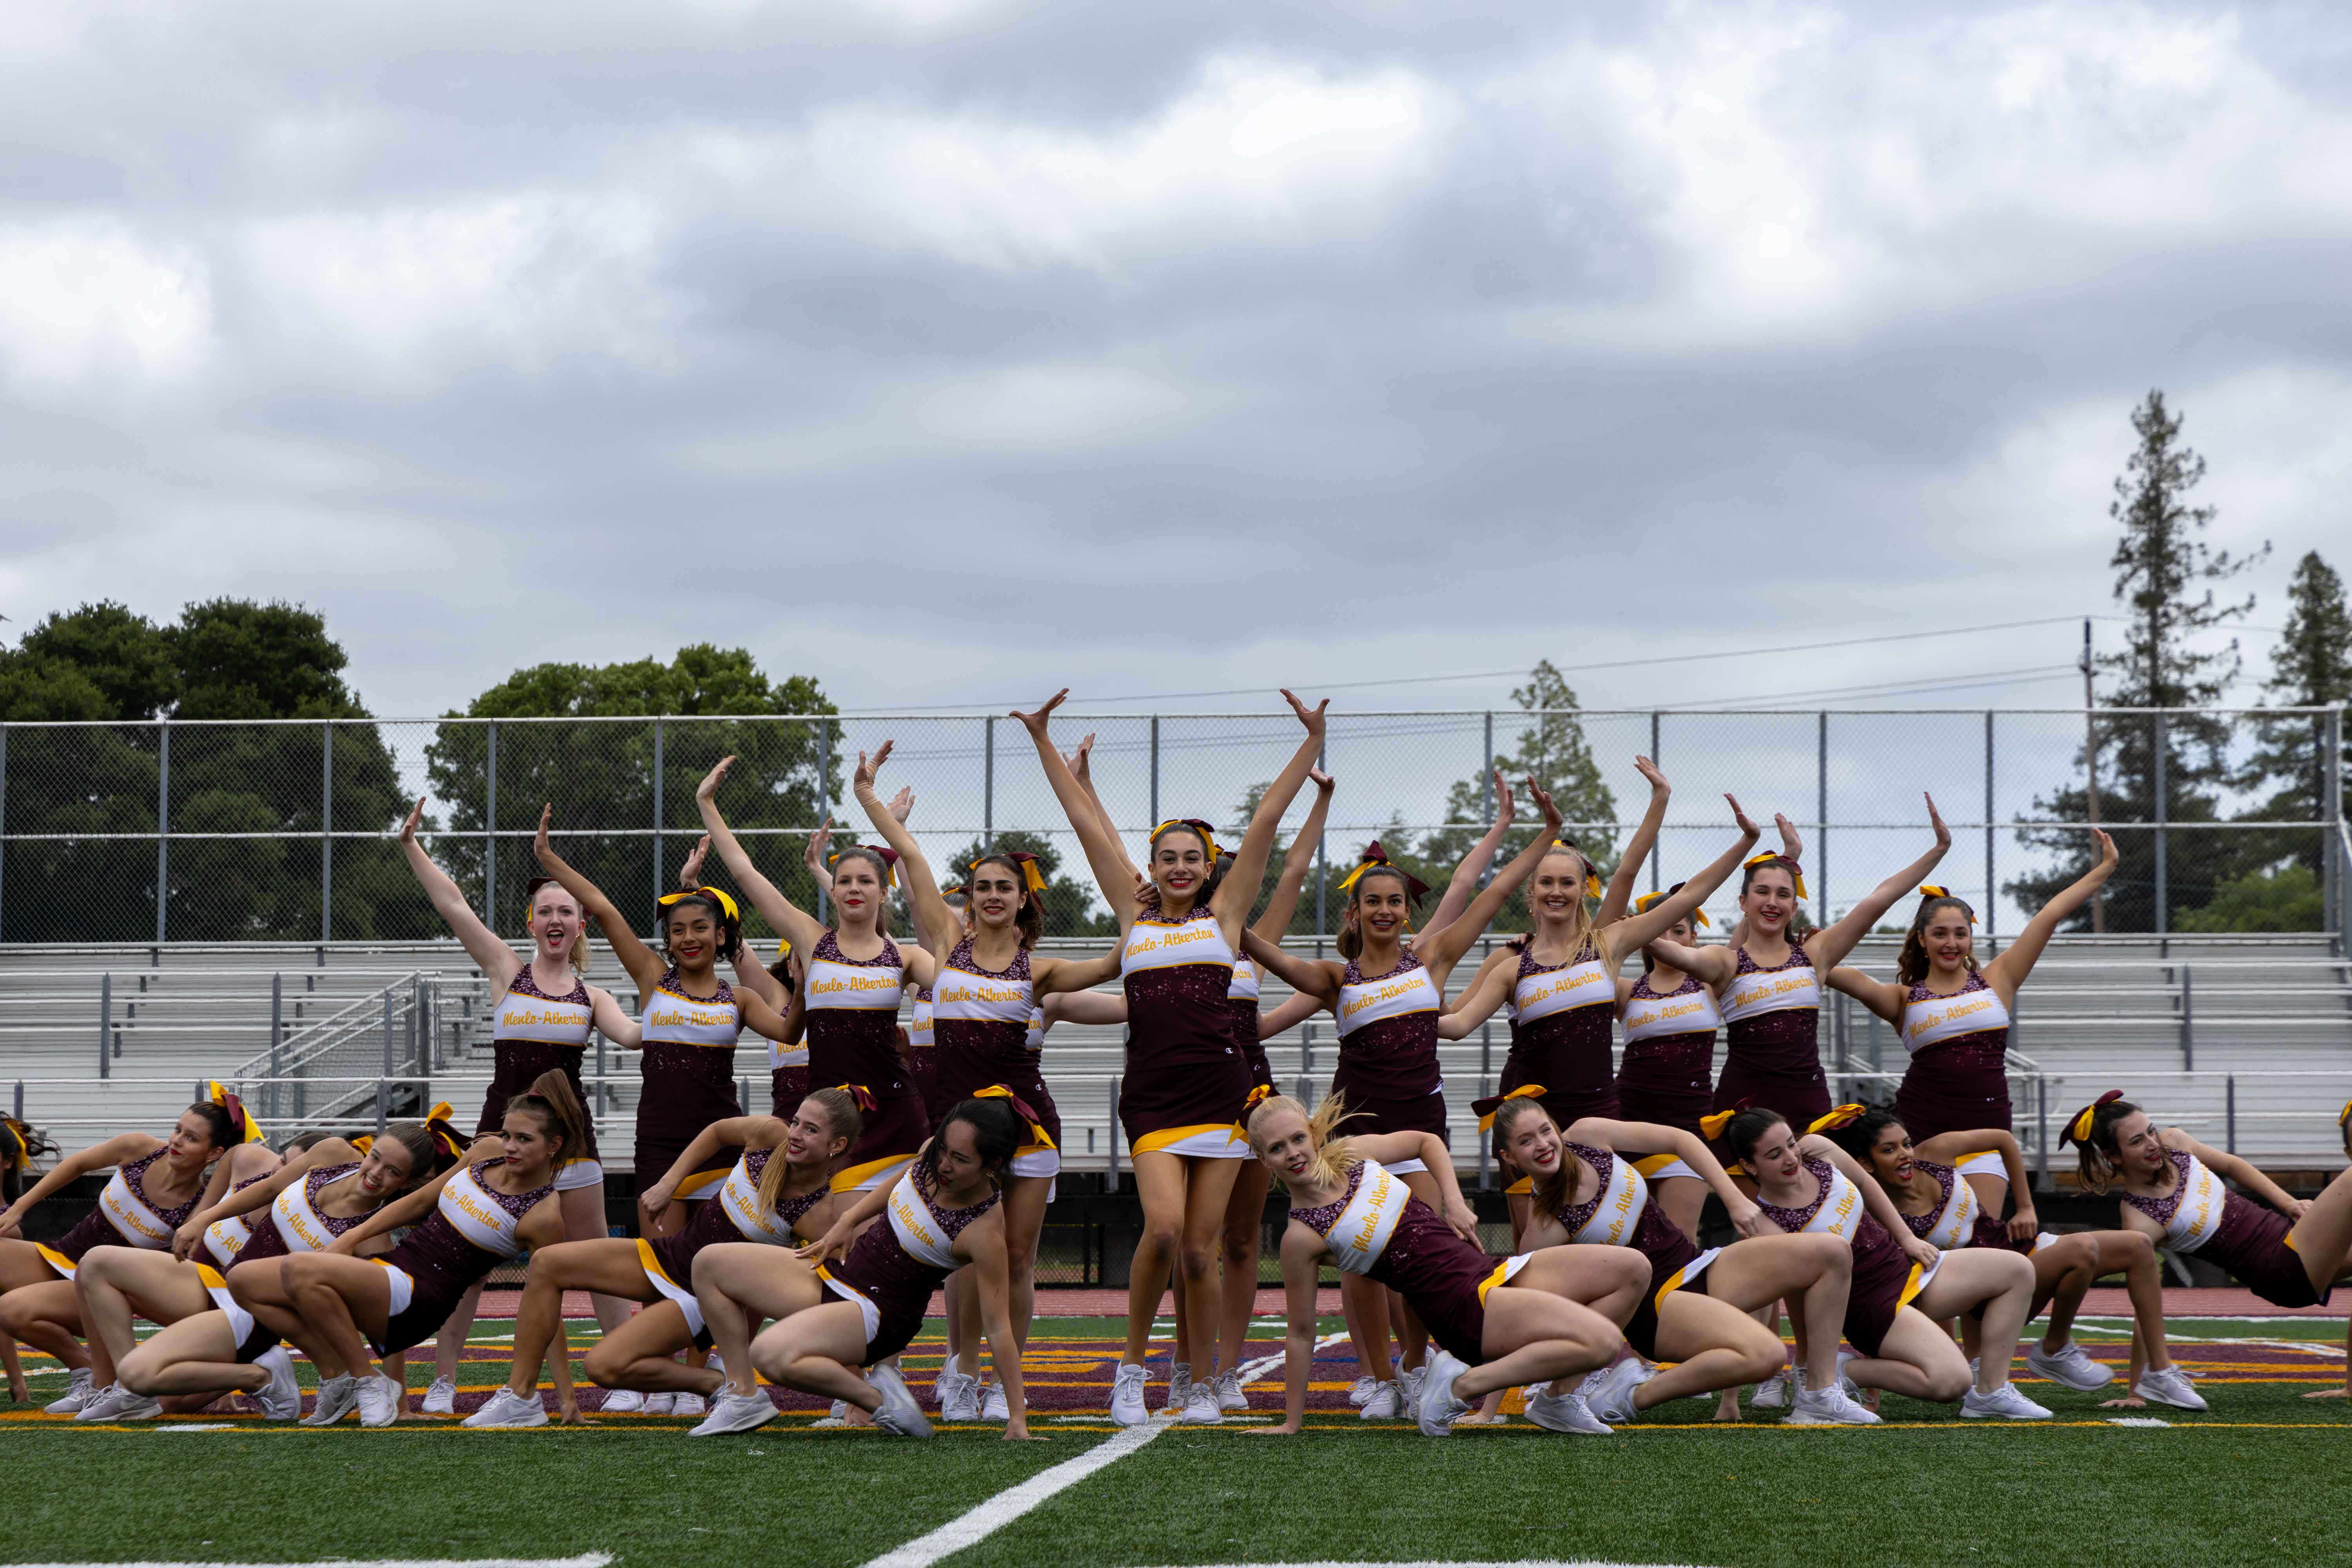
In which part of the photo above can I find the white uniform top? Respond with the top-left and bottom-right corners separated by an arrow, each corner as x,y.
770,1029 -> 808,1074
2151,1151 -> 2229,1253
1901,984 -> 2013,1054
1797,1162 -> 1869,1240
1913,1167 -> 1981,1250
1228,957 -> 1262,1004
885,1169 -> 964,1269
1025,1007 -> 1045,1052
1563,1147 -> 1652,1247
1308,1158 -> 1410,1276
434,1163 -> 535,1259
933,965 -> 1033,1026
494,981 -> 594,1045
805,951 -> 906,1012
1120,912 -> 1237,978
641,982 -> 742,1048
1336,963 -> 1442,1039
717,1151 -> 802,1246
95,1163 -> 178,1249
268,1165 -> 355,1256
1721,959 -> 1821,1022
1622,980 -> 1723,1043
1514,953 -> 1614,1025
202,1212 -> 253,1270
906,990 -> 935,1049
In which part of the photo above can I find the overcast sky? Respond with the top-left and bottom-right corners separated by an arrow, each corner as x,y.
2,0 -> 2347,728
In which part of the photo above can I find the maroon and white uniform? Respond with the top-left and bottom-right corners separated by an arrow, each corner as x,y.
1116,905 -> 1251,1159
1893,972 -> 2014,1146
638,1145 -> 831,1343
1328,953 -> 1447,1171
34,1149 -> 203,1281
1896,1156 -> 2053,1256
1496,939 -> 1619,1129
1293,1158 -> 1519,1366
905,986 -> 940,1119
804,932 -> 931,1192
195,1161 -> 377,1361
1228,957 -> 1273,1092
370,1158 -> 554,1355
1753,1155 -> 1933,1357
1550,1141 -> 1719,1359
636,971 -> 745,1204
198,1172 -> 277,1272
818,1162 -> 1000,1363
1617,971 -> 1720,1140
2122,1147 -> 2330,1310
1712,945 -> 1830,1131
487,970 -> 601,1190
929,940 -> 1060,1181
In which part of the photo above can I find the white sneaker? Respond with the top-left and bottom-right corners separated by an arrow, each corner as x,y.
1161,1361 -> 1192,1414
254,1347 -> 302,1421
1835,1348 -> 1862,1398
811,1399 -> 850,1429
706,1350 -> 725,1377
1215,1369 -> 1248,1412
357,1372 -> 404,1428
644,1392 -> 676,1416
1749,1372 -> 1789,1409
43,1368 -> 95,1415
2027,1340 -> 2115,1390
673,1392 -> 706,1418
688,1389 -> 779,1437
937,1371 -> 980,1422
980,1381 -> 1010,1422
1524,1383 -> 1614,1434
1962,1381 -> 2053,1420
1787,1384 -> 1881,1425
420,1375 -> 457,1415
600,1388 -> 648,1414
1586,1358 -> 1655,1425
1399,1366 -> 1425,1413
2134,1367 -> 2209,1412
1109,1363 -> 1149,1428
462,1386 -> 549,1428
1347,1373 -> 1377,1407
1358,1380 -> 1401,1419
76,1383 -> 162,1423
303,1373 -> 360,1426
869,1365 -> 933,1438
1415,1350 -> 1470,1437
1181,1379 -> 1225,1425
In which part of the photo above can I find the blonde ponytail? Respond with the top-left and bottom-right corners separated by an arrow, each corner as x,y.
1245,1092 -> 1365,1196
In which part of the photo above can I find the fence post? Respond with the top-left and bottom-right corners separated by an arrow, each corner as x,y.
379,987 -> 395,1134
1815,711 -> 1828,926
155,720 -> 171,944
2325,706 -> 2344,944
98,973 -> 112,1079
2179,965 -> 2194,1070
2153,710 -> 2168,939
1480,713 -> 1494,879
652,716 -> 664,915
2226,1073 -> 2236,1155
984,716 -> 996,851
1149,716 -> 1160,827
1648,710 -> 1661,893
318,720 -> 332,945
1983,710 -> 1996,939
815,717 -> 830,924
269,973 -> 283,1124
483,720 -> 499,921
2034,1075 -> 2049,1192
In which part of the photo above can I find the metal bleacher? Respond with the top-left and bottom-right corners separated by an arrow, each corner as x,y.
4,931 -> 2347,1185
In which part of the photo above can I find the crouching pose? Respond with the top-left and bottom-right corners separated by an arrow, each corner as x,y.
464,1093 -> 857,1428
685,1097 -> 1036,1440
1245,1094 -> 1647,1438
230,1072 -> 583,1428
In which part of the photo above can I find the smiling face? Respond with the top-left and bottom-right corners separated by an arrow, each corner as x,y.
2107,1109 -> 2169,1180
1919,908 -> 1975,973
1150,828 -> 1210,906
831,856 -> 887,926
355,1138 -> 419,1197
664,904 -> 719,971
1529,850 -> 1588,926
1739,866 -> 1799,935
1501,1107 -> 1565,1181
1866,1121 -> 1915,1185
968,863 -> 1024,932
526,885 -> 583,962
783,1101 -> 849,1167
1739,1119 -> 1804,1187
1251,1105 -> 1318,1185
1349,873 -> 1413,946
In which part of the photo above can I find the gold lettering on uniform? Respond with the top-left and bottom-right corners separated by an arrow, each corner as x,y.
1129,926 -> 1216,956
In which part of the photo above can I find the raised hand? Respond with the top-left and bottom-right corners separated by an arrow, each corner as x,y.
400,797 -> 426,843
1727,794 -> 1759,837
853,741 -> 893,796
1280,688 -> 1329,737
1012,690 -> 1068,738
887,786 -> 915,824
534,803 -> 556,864
678,835 -> 712,889
2088,827 -> 2118,877
1308,766 -> 1335,794
804,817 -> 833,872
696,756 -> 735,804
1526,777 -> 1563,835
1491,769 -> 1514,823
1634,755 -> 1669,794
1925,792 -> 1950,851
1062,733 -> 1096,783
1774,813 -> 1803,862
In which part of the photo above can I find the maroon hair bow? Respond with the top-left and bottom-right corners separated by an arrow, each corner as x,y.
829,1083 -> 881,1115
1339,841 -> 1430,905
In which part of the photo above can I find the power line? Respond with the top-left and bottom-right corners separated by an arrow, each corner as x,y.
1675,665 -> 2082,711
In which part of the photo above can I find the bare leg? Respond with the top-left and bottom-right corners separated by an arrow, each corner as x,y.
0,1279 -> 87,1368
73,1250 -> 212,1386
1000,1174 -> 1049,1352
753,1300 -> 882,1409
1655,1176 -> 1709,1243
583,1301 -> 716,1396
690,1241 -> 825,1398
2286,1165 -> 2352,1293
434,1282 -> 483,1389
1450,1249 -> 1646,1401
1340,1272 -> 1391,1383
1911,1249 -> 2036,1395
119,1312 -> 269,1399
1702,1233 -> 1851,1394
276,1254 -> 395,1381
1647,1289 -> 1788,1405
561,1181 -> 633,1337
1173,1156 -> 1241,1375
1216,1158 -> 1269,1377
504,1240 -> 654,1399
1122,1152 -> 1188,1367
223,1259 -> 333,1367
2304,1318 -> 2351,1399
2,1336 -> 24,1402
1849,1306 -> 1971,1402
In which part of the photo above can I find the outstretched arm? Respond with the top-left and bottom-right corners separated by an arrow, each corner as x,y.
1064,732 -> 1139,887
533,805 -> 666,995
1598,796 -> 1760,965
1212,691 -> 1330,933
1422,771 -> 1513,936
1239,929 -> 1341,1010
1562,1118 -> 1766,1236
400,798 -> 524,987
1598,757 -> 1670,928
1013,693 -> 1146,926
1436,946 -> 1514,1040
1984,829 -> 2116,1000
1802,794 -> 1953,969
1413,781 -> 1565,977
1824,965 -> 1903,1025
852,742 -> 959,962
1252,768 -> 1334,938
0,1134 -> 162,1238
1250,1224 -> 1326,1437
693,758 -> 828,956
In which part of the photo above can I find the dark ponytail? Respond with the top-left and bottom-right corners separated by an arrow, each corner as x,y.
1822,1103 -> 1905,1165
1720,1107 -> 1793,1172
184,1101 -> 238,1151
918,1098 -> 1021,1190
506,1069 -> 589,1168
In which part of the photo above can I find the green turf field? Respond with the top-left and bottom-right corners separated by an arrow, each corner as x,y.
5,1315 -> 2347,1568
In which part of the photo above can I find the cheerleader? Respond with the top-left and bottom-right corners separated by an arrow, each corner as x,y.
463,1092 -> 857,1427
688,1098 -> 1036,1439
1241,1094 -> 1645,1437
1651,796 -> 1953,1132
88,1124 -> 454,1420
1611,887 -> 1722,1239
1821,1103 -> 2189,1406
1014,687 -> 1327,1427
2068,1091 -> 2352,1348
1718,1105 -> 2052,1417
2305,1099 -> 2352,1402
1489,1096 -> 1877,1425
698,763 -> 933,1200
0,1092 -> 253,1414
0,1115 -> 58,1404
683,830 -> 811,1118
237,1071 -> 584,1428
1825,830 -> 2117,1165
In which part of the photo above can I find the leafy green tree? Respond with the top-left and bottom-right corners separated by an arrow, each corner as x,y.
2174,864 -> 2325,933
2229,550 -> 2351,883
422,646 -> 835,945
2011,392 -> 2267,930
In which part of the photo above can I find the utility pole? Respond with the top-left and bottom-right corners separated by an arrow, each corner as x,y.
2082,618 -> 2105,933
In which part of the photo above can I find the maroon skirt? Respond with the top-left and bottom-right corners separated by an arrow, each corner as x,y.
2205,1193 -> 2330,1310
1713,1012 -> 1830,1132
483,1041 -> 599,1160
1365,1200 -> 1498,1366
43,1209 -> 119,1271
1841,1224 -> 1920,1357
634,1043 -> 742,1198
1893,1038 -> 2011,1145
769,1063 -> 809,1120
1623,1210 -> 1705,1361
1327,1069 -> 1449,1142
1616,1033 -> 1715,1138
1499,1007 -> 1619,1129
1230,999 -> 1272,1091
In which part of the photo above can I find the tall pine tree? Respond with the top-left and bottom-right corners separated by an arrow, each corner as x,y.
2010,391 -> 2267,930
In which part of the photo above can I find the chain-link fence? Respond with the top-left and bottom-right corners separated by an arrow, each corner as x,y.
0,707 -> 2343,946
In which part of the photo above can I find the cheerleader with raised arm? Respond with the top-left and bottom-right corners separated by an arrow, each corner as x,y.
1825,831 -> 2118,1196
462,1092 -> 857,1428
0,1092 -> 254,1414
1608,887 -> 1722,1240
1821,1103 -> 2190,1407
1013,687 -> 1328,1427
1648,797 -> 1953,1133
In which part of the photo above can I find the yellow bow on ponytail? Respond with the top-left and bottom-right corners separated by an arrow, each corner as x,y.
1699,1107 -> 1740,1140
1807,1104 -> 1866,1134
207,1081 -> 265,1144
1476,1083 -> 1546,1134
1743,852 -> 1807,900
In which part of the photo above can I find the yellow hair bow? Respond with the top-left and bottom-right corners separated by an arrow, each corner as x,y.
1917,886 -> 1975,923
1632,889 -> 1710,927
1743,852 -> 1806,900
2339,1098 -> 2352,1129
1698,1107 -> 1740,1140
972,1084 -> 1056,1150
1149,819 -> 1222,861
2060,1090 -> 2125,1148
207,1081 -> 265,1144
971,853 -> 1048,894
659,884 -> 742,921
1475,1083 -> 1546,1134
1,1116 -> 32,1173
1807,1103 -> 1866,1134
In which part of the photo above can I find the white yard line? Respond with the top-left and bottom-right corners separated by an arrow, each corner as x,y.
860,1333 -> 1344,1568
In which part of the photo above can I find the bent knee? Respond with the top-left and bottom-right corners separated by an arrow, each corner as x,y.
1926,1365 -> 1971,1402
118,1354 -> 164,1396
581,1346 -> 627,1388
